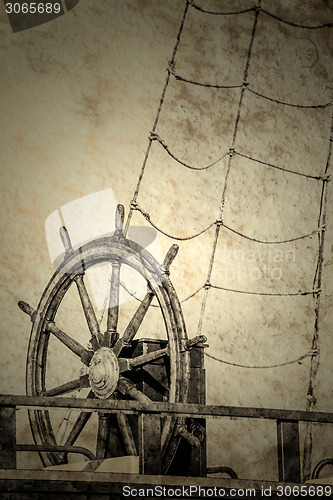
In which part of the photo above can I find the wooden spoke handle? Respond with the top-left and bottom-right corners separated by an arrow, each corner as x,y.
59,226 -> 73,254
163,244 -> 179,272
18,301 -> 36,322
115,204 -> 125,234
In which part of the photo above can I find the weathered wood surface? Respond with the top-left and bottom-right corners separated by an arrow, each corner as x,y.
20,232 -> 191,470
0,470 -> 332,499
1,394 -> 333,423
277,420 -> 301,483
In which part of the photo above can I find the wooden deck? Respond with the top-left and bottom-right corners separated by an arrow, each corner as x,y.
0,469 -> 332,500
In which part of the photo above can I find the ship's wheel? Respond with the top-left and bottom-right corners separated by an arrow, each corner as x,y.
19,205 -> 191,473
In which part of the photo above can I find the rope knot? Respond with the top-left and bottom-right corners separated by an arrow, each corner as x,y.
167,61 -> 176,75
215,220 -> 223,227
149,132 -> 167,148
138,206 -> 151,221
149,132 -> 159,141
204,282 -> 211,290
229,148 -> 236,157
307,394 -> 317,406
130,201 -> 138,210
242,81 -> 249,88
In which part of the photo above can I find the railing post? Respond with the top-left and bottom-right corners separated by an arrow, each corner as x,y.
0,407 -> 17,469
138,413 -> 161,474
187,346 -> 206,477
276,420 -> 301,483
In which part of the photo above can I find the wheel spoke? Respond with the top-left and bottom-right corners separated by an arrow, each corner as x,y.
42,374 -> 90,397
19,300 -> 93,364
117,376 -> 151,404
74,274 -> 102,349
115,204 -> 125,235
59,226 -> 74,255
142,367 -> 170,395
116,413 -> 137,456
122,348 -> 168,371
45,321 -> 92,365
104,262 -> 120,348
113,290 -> 154,356
63,391 -> 94,447
55,410 -> 72,446
96,413 -> 110,459
163,244 -> 179,272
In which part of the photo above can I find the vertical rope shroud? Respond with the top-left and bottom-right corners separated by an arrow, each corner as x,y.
196,1 -> 262,336
302,110 -> 333,481
124,0 -> 190,235
122,0 -> 332,480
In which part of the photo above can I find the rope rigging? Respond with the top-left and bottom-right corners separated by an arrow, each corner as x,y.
169,67 -> 333,109
205,348 -> 318,370
131,200 -> 324,243
302,113 -> 333,479
189,1 -> 333,29
122,0 -> 332,479
150,133 -> 330,180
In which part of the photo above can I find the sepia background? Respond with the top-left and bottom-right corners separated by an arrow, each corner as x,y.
0,0 -> 332,481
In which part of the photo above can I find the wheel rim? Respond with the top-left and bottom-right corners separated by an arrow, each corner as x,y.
26,236 -> 190,473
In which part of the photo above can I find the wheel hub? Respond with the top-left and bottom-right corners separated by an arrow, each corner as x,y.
88,347 -> 119,399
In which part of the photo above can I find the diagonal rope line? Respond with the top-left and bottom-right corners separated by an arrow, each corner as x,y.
120,279 -> 318,306
261,9 -> 333,29
173,75 -> 242,89
131,201 -> 323,243
150,132 -> 229,170
119,280 -> 204,307
188,1 -> 256,16
169,70 -> 333,109
210,285 -> 320,297
235,151 -> 330,181
189,1 -> 333,29
151,129 -> 330,181
150,128 -> 330,181
196,1 -> 262,337
169,66 -> 243,89
205,349 -> 318,369
181,285 -> 205,302
246,87 -> 333,109
222,222 -> 321,244
124,0 -> 190,235
131,202 -> 216,240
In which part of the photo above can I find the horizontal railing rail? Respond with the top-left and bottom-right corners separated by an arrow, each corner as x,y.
1,394 -> 332,484
1,394 -> 333,423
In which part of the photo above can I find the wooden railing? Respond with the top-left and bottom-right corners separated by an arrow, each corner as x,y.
1,394 -> 332,482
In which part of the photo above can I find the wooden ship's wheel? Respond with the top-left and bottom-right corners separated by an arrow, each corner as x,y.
18,205 -> 204,474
